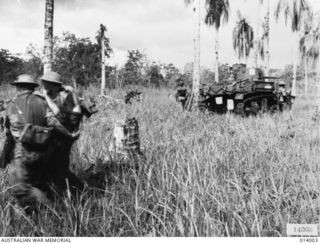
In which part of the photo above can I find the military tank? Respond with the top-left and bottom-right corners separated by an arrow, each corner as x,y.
199,67 -> 293,116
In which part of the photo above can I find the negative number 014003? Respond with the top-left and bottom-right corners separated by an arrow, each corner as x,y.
300,238 -> 318,242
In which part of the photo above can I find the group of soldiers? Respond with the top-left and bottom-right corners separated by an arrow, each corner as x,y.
0,71 -> 89,215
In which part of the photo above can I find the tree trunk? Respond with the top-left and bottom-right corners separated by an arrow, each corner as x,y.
304,57 -> 308,96
101,30 -> 106,95
43,0 -> 54,73
292,60 -> 297,97
265,0 -> 270,76
115,66 -> 119,88
214,28 -> 219,83
254,0 -> 261,68
317,60 -> 320,108
243,33 -> 246,65
292,34 -> 300,97
192,0 -> 201,105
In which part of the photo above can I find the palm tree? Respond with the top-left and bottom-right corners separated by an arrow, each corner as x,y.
44,0 -> 54,72
254,0 -> 270,76
97,24 -> 107,95
312,27 -> 320,101
299,11 -> 313,95
185,0 -> 201,107
261,5 -> 271,76
232,11 -> 254,65
254,0 -> 264,68
300,20 -> 320,97
264,0 -> 270,76
275,0 -> 311,96
257,36 -> 265,62
300,36 -> 310,96
204,0 -> 230,83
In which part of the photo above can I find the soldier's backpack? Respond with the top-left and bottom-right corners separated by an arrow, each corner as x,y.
14,101 -> 53,149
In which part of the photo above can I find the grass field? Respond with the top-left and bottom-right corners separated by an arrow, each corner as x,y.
0,86 -> 319,237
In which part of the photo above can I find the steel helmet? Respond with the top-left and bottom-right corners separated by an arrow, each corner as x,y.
40,71 -> 63,84
12,74 -> 39,87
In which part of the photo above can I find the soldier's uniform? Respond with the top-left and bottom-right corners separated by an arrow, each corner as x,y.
175,80 -> 189,110
278,81 -> 292,111
40,72 -> 84,196
5,75 -> 74,214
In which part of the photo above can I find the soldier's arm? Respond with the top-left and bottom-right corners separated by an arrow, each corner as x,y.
45,107 -> 79,139
69,91 -> 82,114
43,90 -> 61,116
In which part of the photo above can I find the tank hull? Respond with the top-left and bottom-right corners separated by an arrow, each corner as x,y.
198,69 -> 293,115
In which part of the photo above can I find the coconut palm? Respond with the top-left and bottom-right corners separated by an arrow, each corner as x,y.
275,0 -> 311,96
204,0 -> 230,83
300,22 -> 320,97
261,5 -> 271,76
300,11 -> 313,95
257,36 -> 265,62
264,0 -> 270,76
300,36 -> 310,96
254,0 -> 270,75
303,28 -> 320,66
185,0 -> 201,105
44,0 -> 54,72
254,0 -> 264,68
233,11 -> 254,64
311,26 -> 320,100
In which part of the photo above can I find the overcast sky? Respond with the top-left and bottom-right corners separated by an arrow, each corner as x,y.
1,0 -> 320,70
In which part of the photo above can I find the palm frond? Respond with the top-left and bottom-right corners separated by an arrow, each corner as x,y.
232,12 -> 254,60
257,37 -> 265,60
274,0 -> 312,32
302,26 -> 320,66
204,0 -> 230,29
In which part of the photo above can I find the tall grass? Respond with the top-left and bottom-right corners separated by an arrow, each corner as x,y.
0,86 -> 319,236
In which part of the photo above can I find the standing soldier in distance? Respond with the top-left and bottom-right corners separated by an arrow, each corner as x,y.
4,74 -> 78,215
40,71 -> 84,196
175,76 -> 190,110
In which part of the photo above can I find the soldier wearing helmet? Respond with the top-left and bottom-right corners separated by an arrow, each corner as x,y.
277,80 -> 293,111
175,76 -> 190,110
2,74 -> 78,215
278,81 -> 286,96
39,71 -> 84,196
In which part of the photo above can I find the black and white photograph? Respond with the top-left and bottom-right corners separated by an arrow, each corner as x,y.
0,0 -> 319,240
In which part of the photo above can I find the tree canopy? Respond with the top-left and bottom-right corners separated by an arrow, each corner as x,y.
0,49 -> 24,85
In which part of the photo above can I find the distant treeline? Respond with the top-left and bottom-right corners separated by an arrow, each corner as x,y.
0,32 -> 309,89
0,32 -> 184,89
